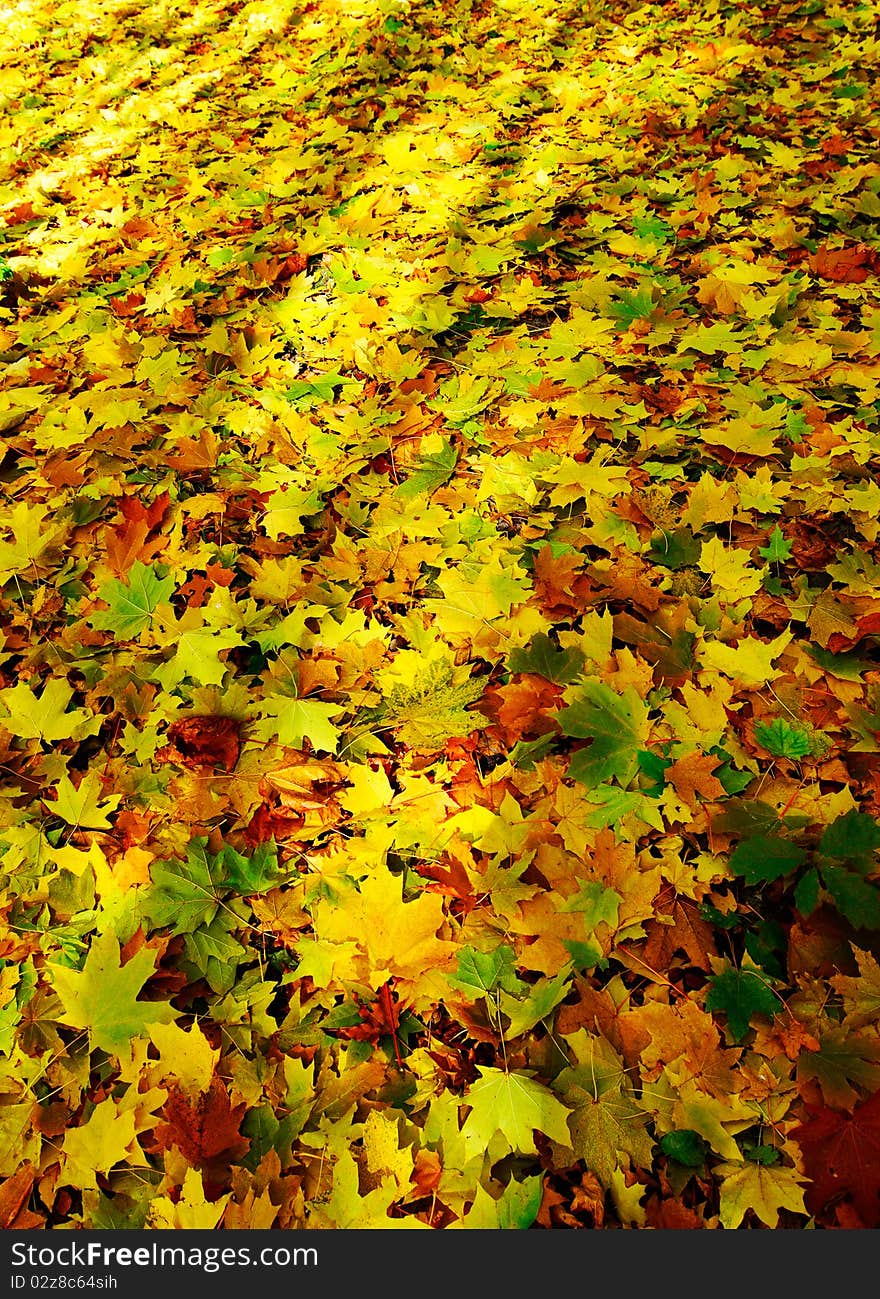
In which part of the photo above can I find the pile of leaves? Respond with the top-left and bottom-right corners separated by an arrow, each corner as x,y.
1,0 -> 879,1230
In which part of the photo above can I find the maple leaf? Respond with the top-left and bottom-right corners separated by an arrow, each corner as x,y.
0,679 -> 98,744
794,1091 -> 880,1226
698,537 -> 765,602
642,896 -> 717,972
152,1076 -> 249,1174
252,695 -> 342,753
88,561 -> 175,639
396,433 -> 458,500
60,1097 -> 144,1190
0,501 -> 67,583
755,717 -> 816,760
374,659 -> 487,751
551,1033 -> 654,1186
154,617 -> 243,689
461,1067 -> 572,1156
665,751 -> 726,810
48,930 -> 176,1055
820,809 -> 880,867
310,1150 -> 424,1229
450,944 -> 525,999
148,1021 -> 218,1097
558,681 -> 648,788
160,715 -> 241,772
508,632 -> 585,684
698,630 -> 793,688
830,948 -> 880,1029
715,1159 -> 808,1228
797,1025 -> 880,1109
729,833 -> 807,885
809,243 -> 875,284
758,524 -> 793,563
705,966 -> 779,1041
312,868 -> 455,994
463,1174 -> 544,1229
147,1167 -> 230,1230
49,772 -> 121,830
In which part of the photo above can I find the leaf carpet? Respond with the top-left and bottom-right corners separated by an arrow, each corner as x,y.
1,0 -> 880,1229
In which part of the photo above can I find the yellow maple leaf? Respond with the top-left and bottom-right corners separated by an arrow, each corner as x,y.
313,868 -> 455,996
0,679 -> 98,744
0,502 -> 67,584
60,1097 -> 147,1190
699,536 -> 766,601
147,1167 -> 229,1229
698,629 -> 793,688
147,1021 -> 218,1097
715,1159 -> 807,1228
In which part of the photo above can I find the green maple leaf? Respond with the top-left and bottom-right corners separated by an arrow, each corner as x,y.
510,732 -> 556,770
581,784 -> 666,833
660,1129 -> 709,1167
508,632 -> 585,684
648,527 -> 701,571
450,944 -> 525,998
797,1026 -> 880,1109
755,717 -> 815,759
559,681 -> 648,789
396,436 -> 457,500
465,1175 -> 543,1229
48,930 -> 176,1055
500,968 -> 572,1038
562,880 -> 621,927
219,840 -> 280,894
807,646 -> 872,681
461,1067 -> 572,1156
140,838 -> 225,934
728,833 -> 807,885
88,562 -> 175,639
758,525 -> 793,562
551,1035 -> 654,1186
608,283 -> 655,326
706,966 -> 779,1041
819,866 -> 880,930
140,838 -> 280,938
820,810 -> 880,868
252,696 -> 342,753
184,917 -> 244,994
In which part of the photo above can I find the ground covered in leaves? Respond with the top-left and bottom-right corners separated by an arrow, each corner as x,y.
1,0 -> 879,1231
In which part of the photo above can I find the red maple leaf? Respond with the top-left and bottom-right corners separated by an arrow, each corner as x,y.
793,1091 -> 880,1226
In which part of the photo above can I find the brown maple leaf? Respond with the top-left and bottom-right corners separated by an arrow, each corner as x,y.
109,292 -> 145,317
645,1195 -> 704,1229
533,545 -> 593,617
153,1077 -> 250,1176
666,751 -> 726,811
484,673 -> 563,743
642,894 -> 717,972
157,715 -> 241,773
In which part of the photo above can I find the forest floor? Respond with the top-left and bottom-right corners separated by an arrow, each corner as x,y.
1,0 -> 880,1230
